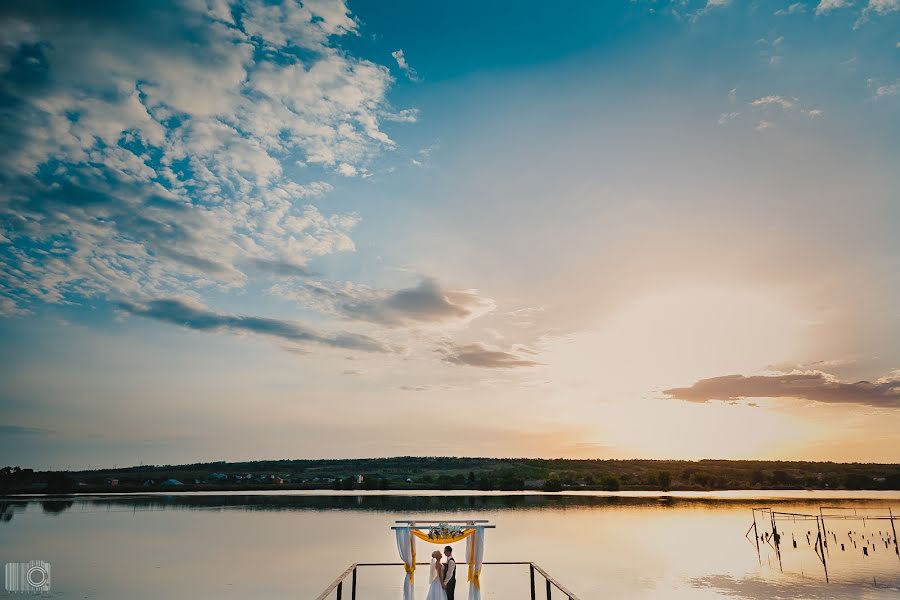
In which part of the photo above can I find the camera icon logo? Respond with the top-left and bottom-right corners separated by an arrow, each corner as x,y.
4,561 -> 51,594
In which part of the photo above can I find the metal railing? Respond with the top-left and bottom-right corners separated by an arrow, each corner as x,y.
315,561 -> 580,600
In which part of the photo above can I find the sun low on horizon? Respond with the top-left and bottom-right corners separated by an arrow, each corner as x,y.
1,0 -> 899,469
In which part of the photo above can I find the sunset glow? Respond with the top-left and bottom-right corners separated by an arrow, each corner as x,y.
1,0 -> 899,467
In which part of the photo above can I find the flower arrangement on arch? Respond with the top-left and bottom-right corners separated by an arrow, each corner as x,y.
427,521 -> 464,539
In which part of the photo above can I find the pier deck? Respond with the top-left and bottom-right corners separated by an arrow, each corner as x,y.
316,561 -> 580,600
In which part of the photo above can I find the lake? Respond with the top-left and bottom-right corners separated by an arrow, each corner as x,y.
2,490 -> 899,598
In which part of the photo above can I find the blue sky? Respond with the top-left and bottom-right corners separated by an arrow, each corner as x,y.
1,0 -> 899,468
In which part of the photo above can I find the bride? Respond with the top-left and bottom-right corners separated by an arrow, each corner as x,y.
426,550 -> 448,600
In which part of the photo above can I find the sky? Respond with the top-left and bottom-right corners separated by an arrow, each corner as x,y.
1,0 -> 899,469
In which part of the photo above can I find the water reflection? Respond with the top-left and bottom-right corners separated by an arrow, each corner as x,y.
0,493 -> 896,599
40,500 -> 75,515
2,492 -> 896,516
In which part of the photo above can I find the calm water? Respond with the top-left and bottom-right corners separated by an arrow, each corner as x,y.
2,491 -> 899,599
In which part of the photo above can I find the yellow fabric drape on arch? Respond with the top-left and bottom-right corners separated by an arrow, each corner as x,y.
410,528 -> 475,544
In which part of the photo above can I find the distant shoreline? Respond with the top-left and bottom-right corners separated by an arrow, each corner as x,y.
3,457 -> 899,495
6,488 -> 900,500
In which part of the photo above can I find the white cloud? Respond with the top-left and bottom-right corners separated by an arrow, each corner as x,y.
391,49 -> 420,82
0,0 -> 400,316
775,2 -> 807,15
691,0 -> 731,19
854,0 -> 899,25
718,112 -> 741,125
747,95 -> 823,126
865,0 -> 900,14
382,108 -> 420,123
410,143 -> 439,168
873,80 -> 900,98
816,0 -> 851,15
750,95 -> 798,110
336,163 -> 358,177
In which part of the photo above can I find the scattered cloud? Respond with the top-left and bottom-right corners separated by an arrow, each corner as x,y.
0,0 -> 396,317
747,95 -> 823,129
816,0 -> 852,15
855,0 -> 900,26
274,277 -> 495,328
119,297 -> 390,353
382,108 -> 420,123
391,49 -> 420,81
864,0 -> 900,16
336,162 -> 358,177
410,143 -> 439,168
869,78 -> 900,98
0,297 -> 29,317
663,370 -> 900,408
775,2 -> 807,15
718,112 -> 741,125
341,279 -> 494,327
245,258 -> 312,278
750,95 -> 798,110
439,342 -> 542,369
692,0 -> 732,20
336,278 -> 495,327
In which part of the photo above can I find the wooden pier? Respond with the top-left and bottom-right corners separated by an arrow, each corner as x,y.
315,561 -> 581,600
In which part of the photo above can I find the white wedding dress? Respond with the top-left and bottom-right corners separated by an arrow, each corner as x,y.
426,559 -> 448,600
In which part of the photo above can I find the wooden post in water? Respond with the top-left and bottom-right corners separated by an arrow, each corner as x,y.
336,580 -> 342,600
751,510 -> 761,559
351,566 -> 357,600
814,518 -> 829,583
889,507 -> 899,562
546,578 -> 552,599
530,564 -> 537,600
769,510 -> 782,572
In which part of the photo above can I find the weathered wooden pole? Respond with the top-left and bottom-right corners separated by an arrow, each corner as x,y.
351,566 -> 357,600
750,510 -> 760,558
530,564 -> 537,600
753,520 -> 760,557
770,511 -> 782,572
889,507 -> 899,562
336,580 -> 342,600
814,521 -> 829,583
546,578 -> 552,599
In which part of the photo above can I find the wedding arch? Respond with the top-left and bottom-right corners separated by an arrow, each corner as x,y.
392,519 -> 494,600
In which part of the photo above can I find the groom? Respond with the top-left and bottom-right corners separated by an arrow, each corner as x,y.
442,545 -> 457,600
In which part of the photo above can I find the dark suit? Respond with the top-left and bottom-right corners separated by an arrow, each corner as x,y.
444,557 -> 456,600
